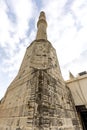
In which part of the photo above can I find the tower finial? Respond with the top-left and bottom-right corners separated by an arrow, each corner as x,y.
69,71 -> 75,79
36,11 -> 47,40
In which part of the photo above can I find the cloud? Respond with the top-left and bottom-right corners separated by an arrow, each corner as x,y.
0,0 -> 38,99
0,0 -> 87,99
41,0 -> 87,79
0,0 -> 37,68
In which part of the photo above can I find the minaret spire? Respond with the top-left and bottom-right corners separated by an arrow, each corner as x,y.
36,11 -> 47,40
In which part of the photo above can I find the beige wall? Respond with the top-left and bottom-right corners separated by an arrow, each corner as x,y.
66,74 -> 87,106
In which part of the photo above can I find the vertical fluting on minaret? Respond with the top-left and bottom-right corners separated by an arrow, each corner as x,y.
36,11 -> 47,40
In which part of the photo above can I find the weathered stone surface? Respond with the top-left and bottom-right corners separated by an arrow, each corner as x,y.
0,11 -> 82,130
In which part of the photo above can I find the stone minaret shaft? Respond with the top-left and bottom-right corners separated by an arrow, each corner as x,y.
36,11 -> 47,40
0,11 -> 82,130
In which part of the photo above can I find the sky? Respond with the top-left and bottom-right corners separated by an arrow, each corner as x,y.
0,0 -> 87,99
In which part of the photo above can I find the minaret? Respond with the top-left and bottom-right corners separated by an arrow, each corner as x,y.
0,12 -> 82,130
36,11 -> 47,40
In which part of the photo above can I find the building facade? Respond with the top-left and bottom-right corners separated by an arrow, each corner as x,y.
0,12 -> 82,130
66,71 -> 87,130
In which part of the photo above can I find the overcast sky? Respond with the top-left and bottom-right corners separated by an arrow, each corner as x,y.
0,0 -> 87,99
